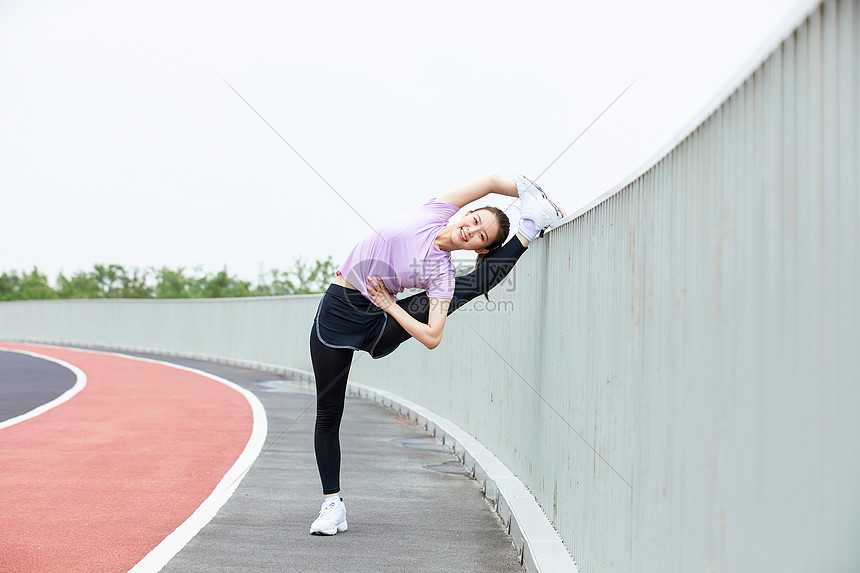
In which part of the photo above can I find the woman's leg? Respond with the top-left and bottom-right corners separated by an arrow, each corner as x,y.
448,233 -> 529,312
310,327 -> 355,495
370,234 -> 528,357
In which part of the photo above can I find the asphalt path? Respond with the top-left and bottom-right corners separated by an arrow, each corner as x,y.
0,345 -> 524,572
129,353 -> 525,573
0,350 -> 77,422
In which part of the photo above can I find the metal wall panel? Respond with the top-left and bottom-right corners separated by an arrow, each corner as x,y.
0,296 -> 321,373
1,1 -> 858,570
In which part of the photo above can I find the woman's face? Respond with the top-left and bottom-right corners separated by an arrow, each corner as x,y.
450,209 -> 500,254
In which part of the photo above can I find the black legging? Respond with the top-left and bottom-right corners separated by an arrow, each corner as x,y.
311,236 -> 527,494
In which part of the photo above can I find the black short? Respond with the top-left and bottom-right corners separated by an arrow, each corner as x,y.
313,284 -> 388,353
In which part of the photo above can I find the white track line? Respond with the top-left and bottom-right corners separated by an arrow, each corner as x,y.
1,344 -> 268,573
122,351 -> 268,573
0,347 -> 88,431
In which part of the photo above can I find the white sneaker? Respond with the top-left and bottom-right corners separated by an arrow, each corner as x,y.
310,497 -> 348,535
513,174 -> 565,237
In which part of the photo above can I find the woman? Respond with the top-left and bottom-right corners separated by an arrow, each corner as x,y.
309,174 -> 564,535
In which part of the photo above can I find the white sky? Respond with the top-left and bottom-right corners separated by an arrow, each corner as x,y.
0,0 -> 811,284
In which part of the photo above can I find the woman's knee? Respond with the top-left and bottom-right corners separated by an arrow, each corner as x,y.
315,406 -> 344,430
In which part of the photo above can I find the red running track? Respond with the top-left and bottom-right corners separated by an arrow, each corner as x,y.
0,343 -> 255,573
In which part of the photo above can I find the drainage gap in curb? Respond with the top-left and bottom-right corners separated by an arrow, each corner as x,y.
391,436 -> 452,452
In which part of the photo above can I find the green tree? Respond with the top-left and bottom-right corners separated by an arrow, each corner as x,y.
155,267 -> 197,298
0,271 -> 21,301
117,266 -> 153,298
0,257 -> 337,301
56,271 -> 101,299
295,256 -> 336,294
92,264 -> 125,297
255,256 -> 336,295
17,268 -> 57,300
198,268 -> 251,298
88,264 -> 153,298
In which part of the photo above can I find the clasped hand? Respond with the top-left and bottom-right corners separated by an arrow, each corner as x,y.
366,276 -> 395,311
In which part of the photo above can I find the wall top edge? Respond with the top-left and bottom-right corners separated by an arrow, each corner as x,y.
0,293 -> 325,305
552,0 -> 823,233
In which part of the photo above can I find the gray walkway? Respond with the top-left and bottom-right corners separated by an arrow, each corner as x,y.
133,354 -> 524,573
0,350 -> 77,421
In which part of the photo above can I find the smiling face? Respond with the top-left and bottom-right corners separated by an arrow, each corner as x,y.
449,209 -> 503,254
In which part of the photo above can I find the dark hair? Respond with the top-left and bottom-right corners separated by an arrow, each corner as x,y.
473,206 -> 510,300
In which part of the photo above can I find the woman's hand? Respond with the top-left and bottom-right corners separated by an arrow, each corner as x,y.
367,278 -> 450,350
366,276 -> 396,311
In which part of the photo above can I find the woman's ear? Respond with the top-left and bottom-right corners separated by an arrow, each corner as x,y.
475,248 -> 489,255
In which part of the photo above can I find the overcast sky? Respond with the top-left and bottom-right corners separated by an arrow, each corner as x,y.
1,0 -> 811,284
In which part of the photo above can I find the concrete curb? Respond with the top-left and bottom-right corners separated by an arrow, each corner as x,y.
346,382 -> 578,573
7,340 -> 577,573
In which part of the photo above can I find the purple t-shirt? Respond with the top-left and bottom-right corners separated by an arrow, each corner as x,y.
337,199 -> 459,303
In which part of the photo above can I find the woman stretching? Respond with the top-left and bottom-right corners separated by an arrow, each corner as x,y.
309,174 -> 564,535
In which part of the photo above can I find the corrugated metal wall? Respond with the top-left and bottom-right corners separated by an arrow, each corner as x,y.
0,296 -> 321,373
353,2 -> 859,569
1,1 -> 857,570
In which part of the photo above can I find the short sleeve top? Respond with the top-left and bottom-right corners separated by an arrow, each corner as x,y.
336,199 -> 459,303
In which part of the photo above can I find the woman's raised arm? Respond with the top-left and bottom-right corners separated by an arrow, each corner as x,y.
436,174 -> 517,209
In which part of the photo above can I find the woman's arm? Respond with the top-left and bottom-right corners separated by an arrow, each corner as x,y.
367,276 -> 449,350
368,234 -> 530,358
436,174 -> 517,209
